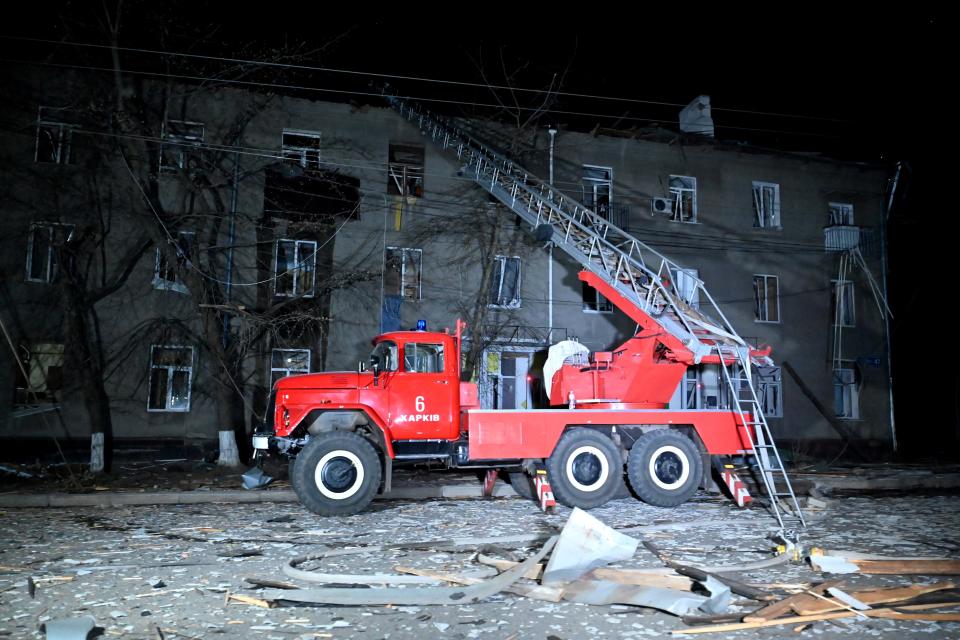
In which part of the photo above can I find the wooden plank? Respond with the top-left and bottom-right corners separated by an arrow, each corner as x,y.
225,593 -> 274,609
853,560 -> 960,575
671,602 -> 960,634
743,580 -> 844,622
792,581 -> 955,615
587,568 -> 693,591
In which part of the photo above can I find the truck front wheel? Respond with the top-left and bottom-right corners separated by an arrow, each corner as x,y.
291,432 -> 381,516
546,429 -> 624,509
627,430 -> 702,507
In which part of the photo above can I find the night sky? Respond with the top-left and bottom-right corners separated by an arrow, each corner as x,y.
1,6 -> 951,456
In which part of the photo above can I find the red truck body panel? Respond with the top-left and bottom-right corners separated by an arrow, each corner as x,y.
465,408 -> 753,460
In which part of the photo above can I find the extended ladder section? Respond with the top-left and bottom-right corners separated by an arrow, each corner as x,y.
387,95 -> 804,530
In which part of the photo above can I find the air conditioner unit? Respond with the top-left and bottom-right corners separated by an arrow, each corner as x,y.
651,196 -> 674,215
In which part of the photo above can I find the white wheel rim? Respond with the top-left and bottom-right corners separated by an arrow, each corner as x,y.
314,449 -> 365,500
647,445 -> 690,491
565,445 -> 610,492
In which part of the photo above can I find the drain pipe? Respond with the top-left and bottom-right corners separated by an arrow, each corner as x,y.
548,127 -> 557,344
881,161 -> 902,452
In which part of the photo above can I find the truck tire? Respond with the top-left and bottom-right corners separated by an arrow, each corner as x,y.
546,429 -> 624,509
627,430 -> 702,507
291,431 -> 381,516
505,471 -> 535,500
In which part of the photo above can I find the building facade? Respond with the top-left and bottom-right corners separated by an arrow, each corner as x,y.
0,72 -> 893,456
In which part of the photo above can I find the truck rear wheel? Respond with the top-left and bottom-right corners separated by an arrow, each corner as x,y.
291,432 -> 381,516
627,430 -> 702,507
546,429 -> 624,509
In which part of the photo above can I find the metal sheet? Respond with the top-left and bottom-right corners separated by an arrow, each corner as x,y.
42,616 -> 96,640
264,535 -> 557,606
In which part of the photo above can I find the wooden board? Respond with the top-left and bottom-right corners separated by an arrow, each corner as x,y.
792,582 -> 955,615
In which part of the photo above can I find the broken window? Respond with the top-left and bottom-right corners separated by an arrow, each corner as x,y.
752,182 -> 781,229
387,143 -> 424,197
35,107 -> 74,164
282,129 -> 321,169
833,365 -> 859,420
581,282 -> 612,313
756,366 -> 783,418
753,274 -> 780,323
404,343 -> 445,374
828,202 -> 854,226
147,346 -> 193,412
489,256 -> 521,308
831,280 -> 855,327
582,165 -> 613,220
160,120 -> 204,172
384,247 -> 422,300
14,342 -> 64,406
274,239 -> 317,298
671,267 -> 700,309
669,175 -> 697,223
270,348 -> 311,389
25,222 -> 75,283
153,231 -> 195,294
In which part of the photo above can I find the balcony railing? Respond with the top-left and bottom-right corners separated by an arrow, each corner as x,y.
824,225 -> 860,252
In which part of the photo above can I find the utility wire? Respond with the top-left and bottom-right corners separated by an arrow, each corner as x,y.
0,35 -> 855,124
0,57 -> 848,140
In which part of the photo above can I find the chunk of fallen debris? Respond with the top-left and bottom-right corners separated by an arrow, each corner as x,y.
810,549 -> 960,575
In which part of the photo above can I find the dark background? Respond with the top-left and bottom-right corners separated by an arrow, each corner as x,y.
1,6 -> 951,458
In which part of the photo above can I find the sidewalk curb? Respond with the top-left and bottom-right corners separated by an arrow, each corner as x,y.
0,484 -> 518,508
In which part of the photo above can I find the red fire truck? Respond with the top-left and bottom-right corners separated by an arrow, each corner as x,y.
253,271 -> 770,517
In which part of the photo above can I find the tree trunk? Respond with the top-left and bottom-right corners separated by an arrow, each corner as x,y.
218,430 -> 241,467
89,432 -> 105,473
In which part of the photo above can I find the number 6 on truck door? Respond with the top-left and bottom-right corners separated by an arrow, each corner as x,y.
388,341 -> 457,440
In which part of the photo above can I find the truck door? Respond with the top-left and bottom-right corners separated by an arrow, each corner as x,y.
388,340 -> 458,440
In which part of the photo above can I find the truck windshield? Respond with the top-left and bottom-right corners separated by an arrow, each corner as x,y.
404,343 -> 445,373
370,341 -> 399,372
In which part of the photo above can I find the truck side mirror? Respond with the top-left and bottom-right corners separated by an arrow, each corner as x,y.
369,356 -> 381,386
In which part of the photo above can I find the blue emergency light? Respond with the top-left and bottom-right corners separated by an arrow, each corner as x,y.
416,319 -> 427,331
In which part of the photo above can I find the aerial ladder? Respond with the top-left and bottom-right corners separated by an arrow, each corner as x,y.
385,95 -> 805,531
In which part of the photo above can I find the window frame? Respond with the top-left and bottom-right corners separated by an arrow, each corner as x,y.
581,281 -> 613,313
147,345 -> 194,413
14,342 -> 64,406
402,342 -> 446,374
273,238 -> 317,298
281,129 -> 322,169
828,202 -> 855,226
757,366 -> 783,418
489,255 -> 522,309
35,106 -> 75,165
669,175 -> 698,223
384,247 -> 422,300
831,279 -> 856,328
387,143 -> 425,197
833,365 -> 860,420
25,222 -> 75,283
582,164 -> 614,219
160,119 -> 205,173
752,181 -> 781,229
270,348 -> 311,390
153,230 -> 195,294
753,274 -> 780,323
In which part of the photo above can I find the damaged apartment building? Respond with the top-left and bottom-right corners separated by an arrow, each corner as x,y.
0,70 -> 894,456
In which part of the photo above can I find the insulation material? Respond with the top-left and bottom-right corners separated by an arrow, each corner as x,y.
541,507 -> 639,585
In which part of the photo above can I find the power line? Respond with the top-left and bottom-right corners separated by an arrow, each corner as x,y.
0,35 -> 854,124
0,57 -> 848,140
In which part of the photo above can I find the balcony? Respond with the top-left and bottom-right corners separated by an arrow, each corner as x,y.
824,225 -> 861,252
